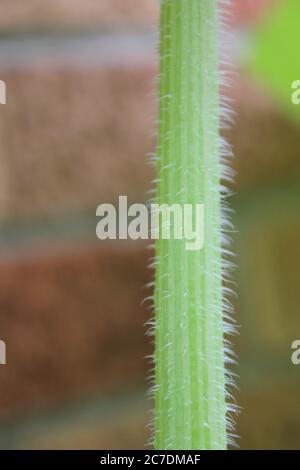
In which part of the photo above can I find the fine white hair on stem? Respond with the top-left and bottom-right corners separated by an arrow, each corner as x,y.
145,0 -> 239,450
219,0 -> 240,448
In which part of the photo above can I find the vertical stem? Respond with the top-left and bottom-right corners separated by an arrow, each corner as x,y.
154,0 -> 227,450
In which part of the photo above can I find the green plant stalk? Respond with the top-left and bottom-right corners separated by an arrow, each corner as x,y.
154,0 -> 227,450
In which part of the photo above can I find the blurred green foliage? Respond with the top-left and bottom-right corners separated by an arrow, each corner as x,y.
251,0 -> 300,124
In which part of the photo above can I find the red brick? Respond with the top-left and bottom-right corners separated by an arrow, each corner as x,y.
0,65 -> 156,222
0,242 -> 153,422
0,0 -> 159,31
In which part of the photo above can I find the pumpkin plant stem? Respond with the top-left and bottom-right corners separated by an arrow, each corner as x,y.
154,0 -> 227,450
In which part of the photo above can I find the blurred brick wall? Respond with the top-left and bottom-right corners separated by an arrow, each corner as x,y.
0,1 -> 157,450
0,243 -> 150,422
0,0 -> 159,31
0,0 -> 276,30
0,66 -> 155,222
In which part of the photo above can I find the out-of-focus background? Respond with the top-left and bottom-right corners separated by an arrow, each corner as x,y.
0,0 -> 299,450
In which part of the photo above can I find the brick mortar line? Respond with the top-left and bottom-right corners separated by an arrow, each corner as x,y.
0,31 -> 157,69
